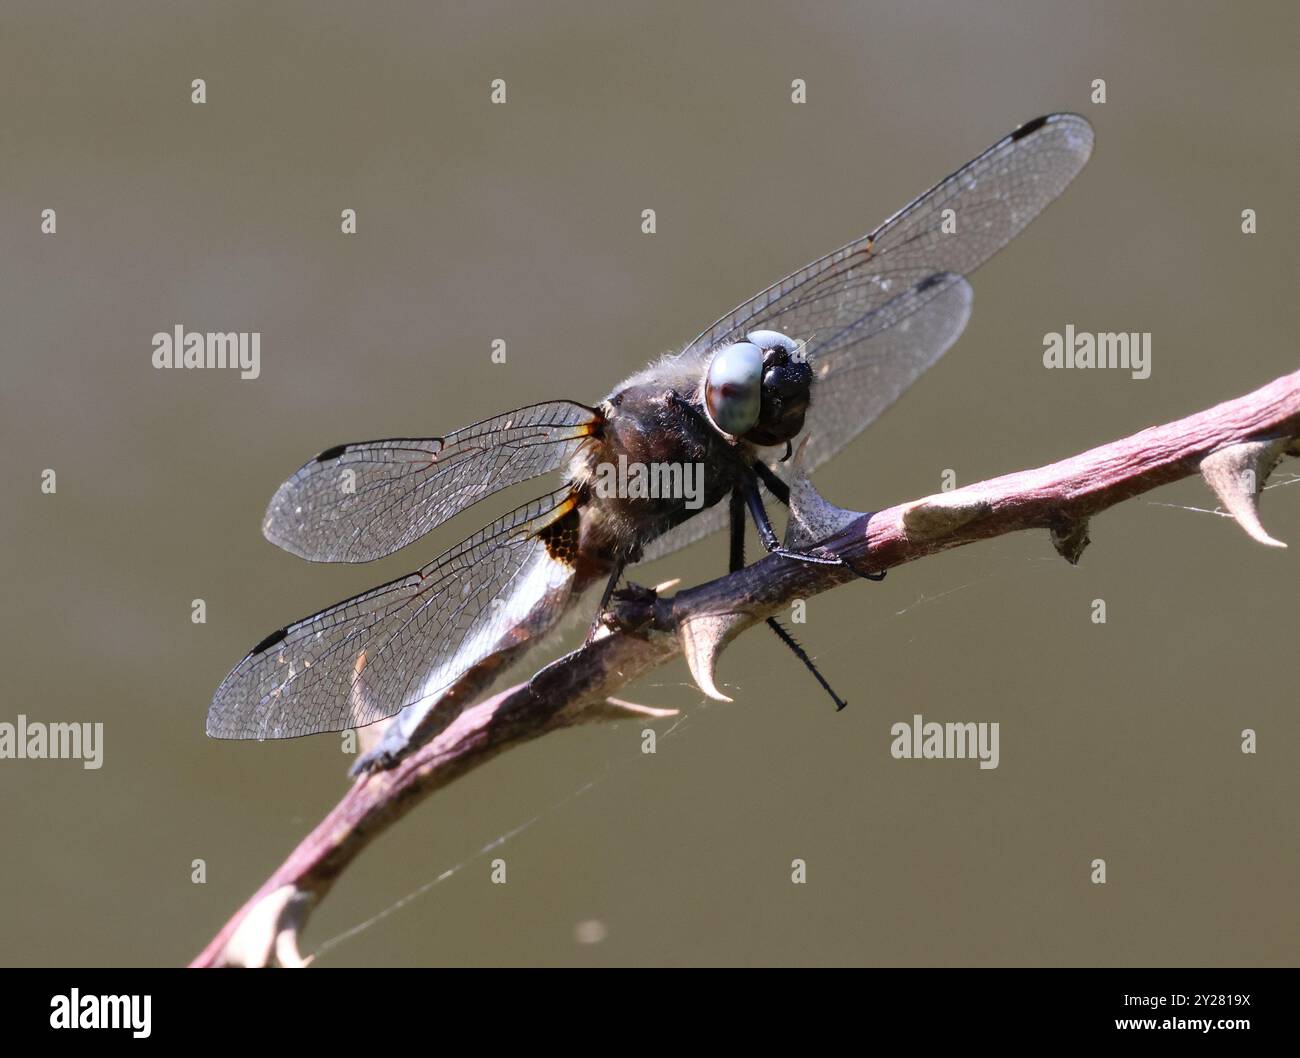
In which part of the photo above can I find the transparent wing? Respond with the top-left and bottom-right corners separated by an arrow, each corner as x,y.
798,270 -> 973,472
641,114 -> 1092,564
208,487 -> 580,740
263,401 -> 599,563
685,113 -> 1092,359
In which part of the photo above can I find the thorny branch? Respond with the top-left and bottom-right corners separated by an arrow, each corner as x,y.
192,367 -> 1300,967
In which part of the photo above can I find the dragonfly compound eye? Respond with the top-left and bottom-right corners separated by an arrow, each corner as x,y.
745,329 -> 802,361
704,341 -> 764,436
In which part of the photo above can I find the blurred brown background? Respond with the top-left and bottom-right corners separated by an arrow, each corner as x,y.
1,0 -> 1296,966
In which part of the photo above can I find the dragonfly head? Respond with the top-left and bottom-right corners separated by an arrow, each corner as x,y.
704,329 -> 811,447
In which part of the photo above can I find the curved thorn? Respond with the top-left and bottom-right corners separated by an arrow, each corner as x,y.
274,926 -> 309,969
222,884 -> 307,968
783,437 -> 865,550
583,697 -> 679,722
1050,517 -> 1091,565
1200,439 -> 1290,549
678,613 -> 742,702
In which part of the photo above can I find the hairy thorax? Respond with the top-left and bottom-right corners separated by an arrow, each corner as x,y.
569,382 -> 747,567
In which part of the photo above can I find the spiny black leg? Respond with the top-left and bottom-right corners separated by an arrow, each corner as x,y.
752,461 -> 887,582
731,484 -> 846,712
729,485 -> 747,572
765,617 -> 847,711
753,460 -> 791,505
586,559 -> 626,645
742,473 -> 841,565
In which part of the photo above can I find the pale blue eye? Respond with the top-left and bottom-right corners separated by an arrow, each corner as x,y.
745,329 -> 798,356
705,342 -> 763,436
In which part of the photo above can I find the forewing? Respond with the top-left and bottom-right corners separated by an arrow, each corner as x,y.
797,271 -> 973,472
263,401 -> 598,563
684,113 -> 1092,358
208,487 -> 579,740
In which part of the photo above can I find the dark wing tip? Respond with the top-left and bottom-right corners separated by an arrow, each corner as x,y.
249,625 -> 289,656
915,270 -> 957,293
1011,114 -> 1052,140
1009,112 -> 1094,145
315,443 -> 348,462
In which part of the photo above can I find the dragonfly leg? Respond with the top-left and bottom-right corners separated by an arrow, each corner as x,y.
731,485 -> 847,710
752,462 -> 886,581
753,460 -> 792,505
766,617 -> 847,711
586,559 -> 626,645
728,485 -> 747,571
741,473 -> 842,567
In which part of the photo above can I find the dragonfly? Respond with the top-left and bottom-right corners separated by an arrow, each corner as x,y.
208,113 -> 1094,771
